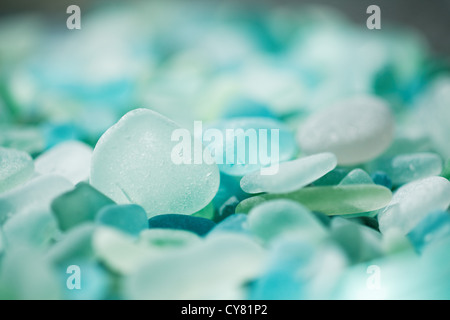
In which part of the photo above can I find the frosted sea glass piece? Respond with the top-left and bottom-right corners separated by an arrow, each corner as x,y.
90,108 -> 220,217
0,175 -> 73,224
297,95 -> 394,165
34,140 -> 93,184
240,152 -> 337,194
371,153 -> 442,186
0,147 -> 34,193
378,176 -> 450,235
236,184 -> 392,216
96,204 -> 148,236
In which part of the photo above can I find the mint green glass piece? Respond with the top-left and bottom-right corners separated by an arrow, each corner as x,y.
297,95 -> 394,165
236,184 -> 392,216
45,223 -> 96,267
372,153 -> 442,186
51,182 -> 114,232
247,199 -> 327,242
240,152 -> 337,194
0,147 -> 34,193
378,176 -> 450,235
2,209 -> 59,249
0,247 -> 62,300
90,108 -> 220,217
35,140 -> 93,184
339,168 -> 373,185
0,175 -> 73,225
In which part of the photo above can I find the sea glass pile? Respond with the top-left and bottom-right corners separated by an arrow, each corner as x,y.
0,1 -> 449,299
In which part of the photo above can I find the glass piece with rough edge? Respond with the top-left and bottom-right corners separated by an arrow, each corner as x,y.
240,152 -> 337,194
236,184 -> 392,216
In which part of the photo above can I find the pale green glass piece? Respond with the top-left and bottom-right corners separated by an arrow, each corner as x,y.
378,176 -> 450,235
240,152 -> 337,194
45,223 -> 96,267
0,247 -> 62,299
247,199 -> 327,242
0,126 -> 46,155
0,147 -> 34,193
372,153 -> 442,186
297,95 -> 394,165
123,233 -> 265,299
2,209 -> 59,249
93,227 -> 158,274
90,108 -> 220,217
236,184 -> 392,216
0,175 -> 73,225
339,168 -> 373,185
35,140 -> 93,184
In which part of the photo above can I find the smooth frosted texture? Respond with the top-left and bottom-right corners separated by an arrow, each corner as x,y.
240,152 -> 337,194
90,108 -> 220,217
247,200 -> 327,242
204,117 -> 297,176
35,140 -> 93,184
378,176 -> 450,235
0,147 -> 34,193
0,175 -> 73,224
297,95 -> 394,165
371,153 -> 442,186
236,184 -> 392,216
408,210 -> 450,253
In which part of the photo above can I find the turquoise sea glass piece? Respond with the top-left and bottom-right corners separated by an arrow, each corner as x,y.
96,204 -> 148,236
371,153 -> 442,186
51,182 -> 114,232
